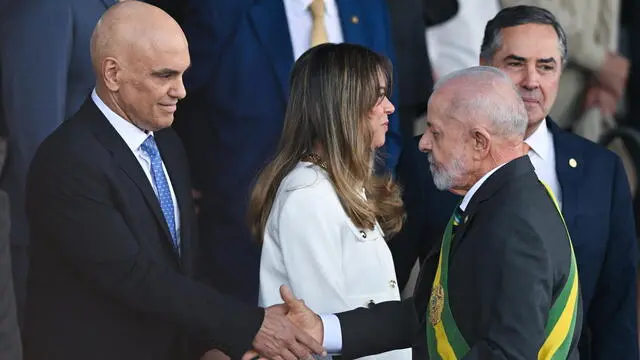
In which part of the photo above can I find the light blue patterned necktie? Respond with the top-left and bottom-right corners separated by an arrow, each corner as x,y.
140,135 -> 179,253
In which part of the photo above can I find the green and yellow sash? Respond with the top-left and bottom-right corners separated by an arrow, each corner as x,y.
426,182 -> 579,360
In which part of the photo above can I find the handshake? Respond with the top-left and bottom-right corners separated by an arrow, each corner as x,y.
242,285 -> 328,360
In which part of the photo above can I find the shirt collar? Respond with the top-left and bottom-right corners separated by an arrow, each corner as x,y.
91,89 -> 153,153
459,163 -> 507,212
287,0 -> 337,16
524,118 -> 553,161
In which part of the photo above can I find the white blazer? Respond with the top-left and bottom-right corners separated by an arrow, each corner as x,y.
258,162 -> 411,360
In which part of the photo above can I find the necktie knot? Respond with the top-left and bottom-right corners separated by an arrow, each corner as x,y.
140,135 -> 160,159
309,0 -> 325,19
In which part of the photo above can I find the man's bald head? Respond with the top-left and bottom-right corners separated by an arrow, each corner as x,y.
90,1 -> 186,74
419,66 -> 529,192
429,66 -> 528,142
90,1 -> 190,132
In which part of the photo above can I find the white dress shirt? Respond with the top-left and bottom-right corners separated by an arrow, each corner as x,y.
283,0 -> 344,60
526,118 -> 562,209
259,162 -> 410,360
426,0 -> 501,76
91,89 -> 181,240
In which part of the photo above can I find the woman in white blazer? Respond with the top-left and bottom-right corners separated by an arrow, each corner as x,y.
249,43 -> 411,360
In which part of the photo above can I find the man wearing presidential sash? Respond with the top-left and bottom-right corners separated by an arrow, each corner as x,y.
247,66 -> 582,360
415,66 -> 582,359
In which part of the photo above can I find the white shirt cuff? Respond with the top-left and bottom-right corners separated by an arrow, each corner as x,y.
319,314 -> 342,354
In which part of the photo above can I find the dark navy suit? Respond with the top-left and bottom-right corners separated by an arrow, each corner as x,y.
176,0 -> 402,303
548,120 -> 638,360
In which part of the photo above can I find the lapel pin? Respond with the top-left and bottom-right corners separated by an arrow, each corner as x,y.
569,158 -> 577,168
351,15 -> 359,24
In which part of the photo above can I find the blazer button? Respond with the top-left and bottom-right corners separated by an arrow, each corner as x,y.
389,280 -> 397,288
367,300 -> 375,308
359,231 -> 367,239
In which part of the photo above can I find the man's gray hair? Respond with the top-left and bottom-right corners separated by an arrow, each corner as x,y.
431,66 -> 528,139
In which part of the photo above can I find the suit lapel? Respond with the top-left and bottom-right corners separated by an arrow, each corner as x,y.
248,0 -> 294,100
85,101 -> 179,259
452,157 -> 536,252
337,0 -> 368,43
548,120 -> 582,231
155,131 -> 192,265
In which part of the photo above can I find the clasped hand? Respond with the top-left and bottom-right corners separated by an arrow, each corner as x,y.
244,285 -> 325,360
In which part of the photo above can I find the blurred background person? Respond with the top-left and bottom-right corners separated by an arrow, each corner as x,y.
426,0 -> 500,78
0,0 -> 124,328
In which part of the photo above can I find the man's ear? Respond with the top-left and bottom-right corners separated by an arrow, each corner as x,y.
471,127 -> 491,159
103,57 -> 122,92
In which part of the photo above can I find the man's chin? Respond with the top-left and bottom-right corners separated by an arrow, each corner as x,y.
431,174 -> 450,191
526,108 -> 546,122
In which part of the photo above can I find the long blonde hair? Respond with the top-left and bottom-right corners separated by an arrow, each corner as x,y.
249,43 -> 405,242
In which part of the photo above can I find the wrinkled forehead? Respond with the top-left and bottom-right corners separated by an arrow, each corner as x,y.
496,24 -> 563,64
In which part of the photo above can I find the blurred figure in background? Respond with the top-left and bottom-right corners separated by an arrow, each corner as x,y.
0,0 -> 123,328
426,0 -> 500,77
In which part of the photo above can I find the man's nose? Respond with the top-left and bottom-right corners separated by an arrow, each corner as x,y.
418,133 -> 431,152
521,66 -> 540,90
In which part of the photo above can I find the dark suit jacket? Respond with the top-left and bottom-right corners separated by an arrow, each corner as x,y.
339,157 -> 583,359
176,0 -> 402,303
23,98 -> 264,360
0,0 -> 118,324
